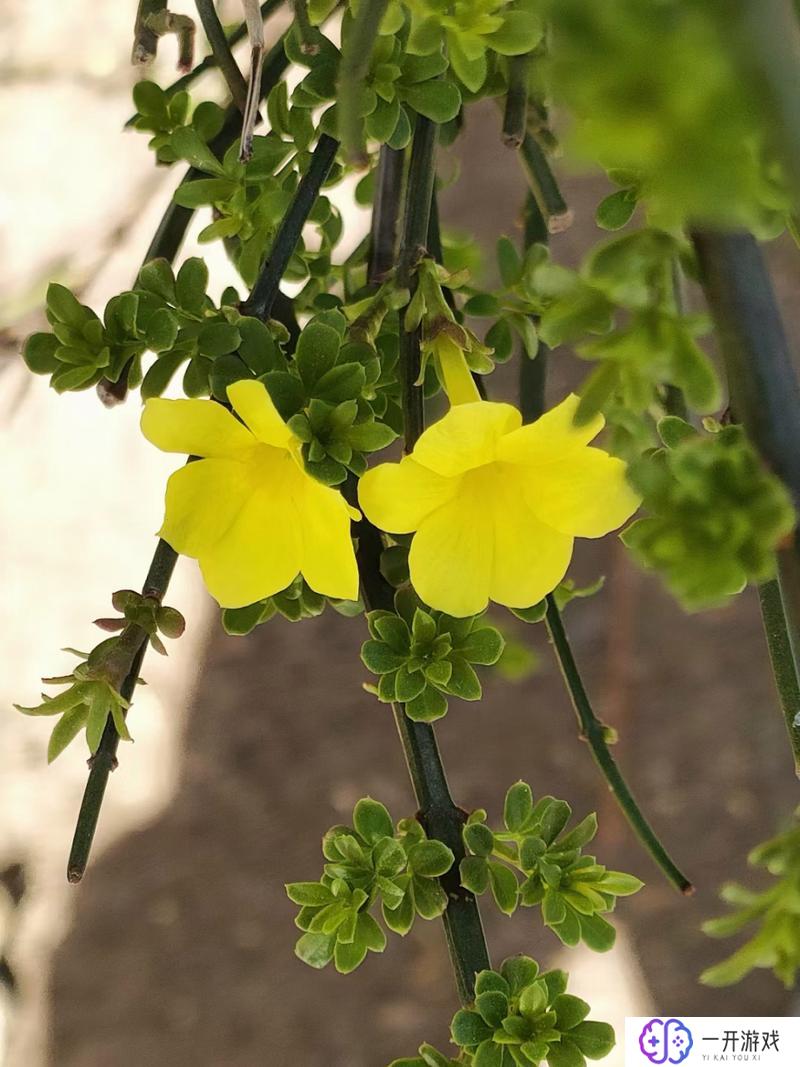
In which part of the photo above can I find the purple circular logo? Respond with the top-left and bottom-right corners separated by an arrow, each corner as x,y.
639,1019 -> 694,1064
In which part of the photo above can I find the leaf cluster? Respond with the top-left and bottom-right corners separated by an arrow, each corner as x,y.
623,418 -> 796,610
362,587 -> 505,721
460,782 -> 643,950
287,797 -> 455,973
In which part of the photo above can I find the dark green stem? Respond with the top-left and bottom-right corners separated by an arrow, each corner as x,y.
242,133 -> 339,321
545,597 -> 694,894
353,510 -> 490,1003
759,578 -> 800,776
67,540 -> 178,883
502,56 -> 529,149
367,145 -> 405,286
398,116 -> 438,451
194,0 -> 249,112
691,229 -> 800,752
519,134 -> 571,234
337,0 -> 390,163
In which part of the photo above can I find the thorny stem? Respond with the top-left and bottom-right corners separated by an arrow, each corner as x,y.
502,55 -> 529,149
545,599 -> 694,894
242,133 -> 339,321
691,229 -> 800,774
194,0 -> 250,113
518,192 -> 692,894
337,0 -> 390,163
398,116 -> 438,451
367,145 -> 405,286
67,540 -> 178,883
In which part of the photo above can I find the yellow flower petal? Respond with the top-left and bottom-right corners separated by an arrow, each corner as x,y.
409,493 -> 494,617
198,451 -> 301,607
297,473 -> 360,601
141,398 -> 254,458
489,469 -> 573,608
524,448 -> 640,537
159,458 -> 251,557
413,401 -> 521,477
227,379 -> 294,450
358,456 -> 457,534
498,394 -> 604,466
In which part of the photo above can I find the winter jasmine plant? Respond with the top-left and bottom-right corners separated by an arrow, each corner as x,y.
15,0 -> 800,1058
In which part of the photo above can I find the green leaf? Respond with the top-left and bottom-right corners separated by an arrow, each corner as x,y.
132,80 -> 167,117
395,665 -> 426,702
445,655 -> 481,700
171,125 -> 226,175
597,871 -> 644,896
476,990 -> 509,1028
402,80 -> 461,123
570,1022 -> 616,1060
313,362 -> 366,403
373,614 -> 411,653
50,363 -> 98,392
197,321 -> 241,357
175,257 -> 209,313
553,995 -> 591,1032
47,705 -> 89,763
460,626 -> 504,665
173,177 -> 238,208
141,351 -> 189,399
285,881 -> 334,906
504,781 -> 534,833
546,1036 -> 586,1067
23,333 -> 60,374
348,421 -> 397,451
475,969 -> 510,997
487,12 -> 543,55
145,308 -> 180,353
557,814 -> 598,851
577,912 -> 616,952
596,189 -> 637,231
47,284 -> 88,328
412,608 -> 437,644
460,855 -> 490,894
464,822 -> 495,858
551,907 -> 581,947
542,889 -> 567,927
412,872 -> 447,918
497,237 -> 523,286
405,685 -> 448,722
489,862 -> 519,915
361,639 -> 407,675
295,322 -> 340,388
261,371 -> 305,419
408,839 -> 454,878
382,888 -> 415,935
500,955 -> 539,995
451,1010 -> 493,1049
137,259 -> 176,302
352,796 -> 394,843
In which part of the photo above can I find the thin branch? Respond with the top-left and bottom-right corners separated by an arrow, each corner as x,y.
67,540 -> 178,882
519,134 -> 572,234
502,55 -> 529,149
241,133 -> 339,321
367,145 -> 405,286
194,0 -> 249,113
515,189 -> 692,894
337,0 -> 390,163
544,598 -> 694,894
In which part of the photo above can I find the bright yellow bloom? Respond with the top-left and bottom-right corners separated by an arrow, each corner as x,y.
141,380 -> 359,608
359,395 -> 639,617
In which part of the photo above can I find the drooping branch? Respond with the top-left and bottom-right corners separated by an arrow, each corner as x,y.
67,539 -> 178,882
516,192 -> 692,894
194,0 -> 250,113
502,55 -> 529,149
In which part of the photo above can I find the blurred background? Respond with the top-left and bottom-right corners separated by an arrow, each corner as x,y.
2,2 -> 800,1065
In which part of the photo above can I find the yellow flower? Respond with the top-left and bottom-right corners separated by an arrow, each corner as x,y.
358,394 -> 639,617
141,380 -> 360,608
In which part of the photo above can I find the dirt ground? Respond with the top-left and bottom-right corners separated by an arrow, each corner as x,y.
2,8 -> 800,1067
